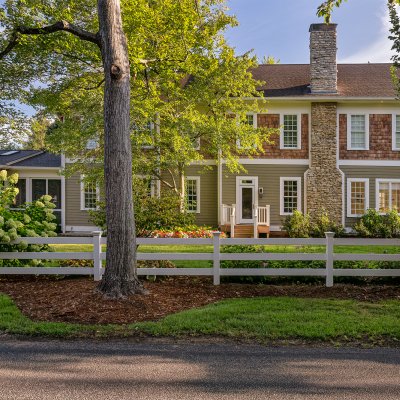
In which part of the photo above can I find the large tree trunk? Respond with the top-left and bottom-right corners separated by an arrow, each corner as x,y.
96,0 -> 144,298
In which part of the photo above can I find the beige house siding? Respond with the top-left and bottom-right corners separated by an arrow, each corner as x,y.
222,164 -> 308,227
184,166 -> 218,227
159,166 -> 218,227
65,172 -> 93,228
340,166 -> 400,227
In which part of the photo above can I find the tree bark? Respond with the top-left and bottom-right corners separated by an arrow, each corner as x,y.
96,0 -> 144,298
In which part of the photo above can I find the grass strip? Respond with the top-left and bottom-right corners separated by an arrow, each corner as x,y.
1,294 -> 400,343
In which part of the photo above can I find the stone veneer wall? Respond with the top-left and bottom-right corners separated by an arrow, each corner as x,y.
306,102 -> 343,223
309,24 -> 337,94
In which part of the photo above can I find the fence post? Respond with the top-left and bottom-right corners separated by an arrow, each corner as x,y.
213,231 -> 221,285
92,231 -> 102,281
325,232 -> 335,287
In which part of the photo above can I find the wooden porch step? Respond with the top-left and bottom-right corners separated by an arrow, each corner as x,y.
233,225 -> 255,238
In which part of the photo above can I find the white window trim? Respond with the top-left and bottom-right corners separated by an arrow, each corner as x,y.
279,113 -> 301,150
375,178 -> 400,214
347,114 -> 369,151
392,114 -> 400,151
236,113 -> 257,149
279,177 -> 302,216
136,175 -> 160,198
185,176 -> 200,213
80,175 -> 100,211
346,178 -> 369,218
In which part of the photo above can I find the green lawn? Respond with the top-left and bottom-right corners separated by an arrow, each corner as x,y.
1,293 -> 400,343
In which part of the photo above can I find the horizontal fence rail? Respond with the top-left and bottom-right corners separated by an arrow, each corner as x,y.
0,232 -> 399,286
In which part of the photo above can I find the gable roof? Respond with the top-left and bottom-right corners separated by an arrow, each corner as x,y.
0,150 -> 61,168
252,63 -> 398,98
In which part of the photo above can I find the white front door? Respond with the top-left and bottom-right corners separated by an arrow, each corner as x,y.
236,177 -> 258,224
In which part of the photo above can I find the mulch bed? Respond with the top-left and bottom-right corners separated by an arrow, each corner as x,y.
0,276 -> 399,325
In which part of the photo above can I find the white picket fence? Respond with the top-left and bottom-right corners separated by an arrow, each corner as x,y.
1,231 -> 400,287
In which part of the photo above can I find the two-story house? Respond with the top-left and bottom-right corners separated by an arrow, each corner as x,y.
3,23 -> 400,237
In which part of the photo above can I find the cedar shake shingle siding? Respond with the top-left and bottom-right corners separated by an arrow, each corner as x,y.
339,114 -> 400,160
256,114 -> 309,159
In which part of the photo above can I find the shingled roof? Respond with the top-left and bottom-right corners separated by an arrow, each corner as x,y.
0,150 -> 61,168
251,63 -> 398,98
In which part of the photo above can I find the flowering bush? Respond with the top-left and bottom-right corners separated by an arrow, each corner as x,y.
0,170 -> 58,267
149,226 -> 226,238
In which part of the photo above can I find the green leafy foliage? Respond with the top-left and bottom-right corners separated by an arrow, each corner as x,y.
282,210 -> 311,238
0,170 -> 57,267
354,209 -> 400,238
89,177 -> 194,237
282,210 -> 344,238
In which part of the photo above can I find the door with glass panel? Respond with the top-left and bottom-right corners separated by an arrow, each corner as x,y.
236,177 -> 258,224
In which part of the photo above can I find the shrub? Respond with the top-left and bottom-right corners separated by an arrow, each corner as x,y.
283,210 -> 345,238
0,170 -> 57,267
89,177 -> 195,237
310,211 -> 345,238
150,226 -> 226,238
282,210 -> 311,238
354,209 -> 400,238
221,245 -> 264,283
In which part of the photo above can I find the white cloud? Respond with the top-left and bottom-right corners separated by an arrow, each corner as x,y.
339,6 -> 397,64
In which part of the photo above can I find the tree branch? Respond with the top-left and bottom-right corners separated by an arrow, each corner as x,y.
0,20 -> 99,59
84,77 -> 105,90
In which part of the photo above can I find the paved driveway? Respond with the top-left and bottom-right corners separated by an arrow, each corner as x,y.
0,338 -> 399,399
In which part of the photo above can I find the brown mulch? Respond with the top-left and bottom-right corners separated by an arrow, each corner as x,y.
0,276 -> 400,325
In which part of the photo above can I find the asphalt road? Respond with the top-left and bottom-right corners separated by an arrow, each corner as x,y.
0,338 -> 399,399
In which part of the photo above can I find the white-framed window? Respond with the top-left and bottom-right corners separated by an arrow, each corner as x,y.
236,113 -> 257,149
347,178 -> 369,217
347,114 -> 369,150
280,177 -> 301,215
376,179 -> 400,213
280,114 -> 301,149
80,176 -> 99,211
392,114 -> 400,151
185,176 -> 200,213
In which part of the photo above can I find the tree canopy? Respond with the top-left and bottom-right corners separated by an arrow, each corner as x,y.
0,0 -> 274,202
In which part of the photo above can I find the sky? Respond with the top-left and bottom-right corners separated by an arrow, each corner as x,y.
225,0 -> 395,64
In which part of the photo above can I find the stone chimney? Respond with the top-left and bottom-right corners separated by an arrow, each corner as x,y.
309,23 -> 337,94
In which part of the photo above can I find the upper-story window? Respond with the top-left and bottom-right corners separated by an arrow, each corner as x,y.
280,114 -> 300,149
392,114 -> 400,151
348,114 -> 369,150
237,113 -> 257,149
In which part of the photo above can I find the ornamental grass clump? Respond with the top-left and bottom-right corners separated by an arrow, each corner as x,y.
0,170 -> 58,267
